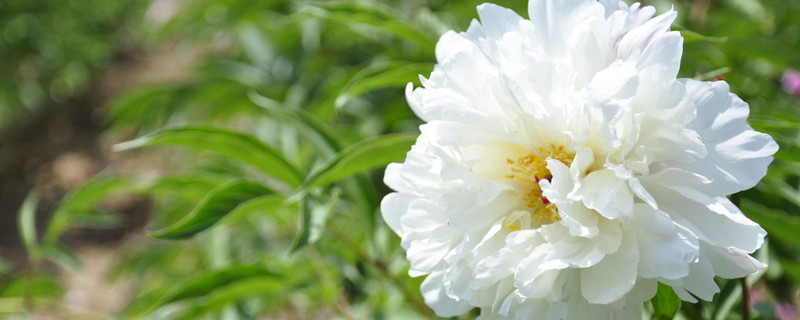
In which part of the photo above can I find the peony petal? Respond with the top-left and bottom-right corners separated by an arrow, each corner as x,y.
578,168 -> 634,220
704,245 -> 766,278
580,236 -> 639,304
421,271 -> 474,317
632,204 -> 698,280
682,79 -> 778,196
527,0 -> 603,56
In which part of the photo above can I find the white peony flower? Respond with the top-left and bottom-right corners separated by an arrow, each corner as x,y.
381,0 -> 778,319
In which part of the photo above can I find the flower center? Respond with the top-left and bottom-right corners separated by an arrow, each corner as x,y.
504,145 -> 574,231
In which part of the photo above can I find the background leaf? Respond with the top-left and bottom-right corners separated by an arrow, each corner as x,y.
652,282 -> 681,320
335,61 -> 432,107
148,180 -> 273,240
122,265 -> 280,317
305,133 -> 416,189
44,176 -> 135,245
114,126 -> 302,187
17,191 -> 40,258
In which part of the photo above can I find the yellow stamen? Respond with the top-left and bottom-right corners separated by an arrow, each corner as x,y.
504,144 -> 574,231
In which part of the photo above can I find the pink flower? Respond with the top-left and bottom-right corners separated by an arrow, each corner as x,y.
781,69 -> 800,96
775,301 -> 797,320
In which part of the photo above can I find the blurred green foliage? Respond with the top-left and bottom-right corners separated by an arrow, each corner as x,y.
3,0 -> 800,319
0,0 -> 148,129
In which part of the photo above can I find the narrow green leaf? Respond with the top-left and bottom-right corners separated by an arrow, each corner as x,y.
249,92 -> 343,154
305,133 -> 416,189
114,126 -> 302,187
740,199 -> 800,247
335,61 -> 432,107
0,298 -> 25,313
673,24 -> 728,43
40,244 -> 84,274
712,279 -> 741,320
148,180 -> 272,240
749,115 -> 800,130
297,2 -> 436,52
652,282 -> 681,320
218,194 -> 286,225
166,266 -> 277,303
292,189 -> 340,251
172,277 -> 288,320
122,265 -> 278,317
17,191 -> 40,257
44,176 -> 134,245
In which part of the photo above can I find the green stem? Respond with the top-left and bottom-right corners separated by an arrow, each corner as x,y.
327,223 -> 435,318
740,277 -> 750,320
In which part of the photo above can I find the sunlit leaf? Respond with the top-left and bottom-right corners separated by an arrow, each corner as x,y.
172,277 -> 288,320
249,92 -> 343,154
335,61 -> 432,107
148,180 -> 272,240
292,189 -> 340,251
297,1 -> 436,52
122,265 -> 279,317
652,282 -> 681,320
305,133 -> 416,189
114,126 -> 302,187
218,194 -> 286,225
17,190 -> 40,257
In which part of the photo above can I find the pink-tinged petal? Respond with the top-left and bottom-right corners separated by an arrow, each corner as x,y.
616,10 -> 677,61
704,245 -> 766,278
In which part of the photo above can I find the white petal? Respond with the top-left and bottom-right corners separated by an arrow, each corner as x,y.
421,271 -> 474,317
379,192 -> 412,236
578,168 -> 634,220
682,79 -> 778,195
527,0 -> 603,56
580,236 -> 639,304
632,204 -> 698,280
705,245 -> 766,278
651,183 -> 766,252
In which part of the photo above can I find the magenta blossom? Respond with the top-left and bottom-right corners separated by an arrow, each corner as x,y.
781,69 -> 800,96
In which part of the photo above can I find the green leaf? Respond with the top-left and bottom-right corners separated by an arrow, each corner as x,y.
148,180 -> 272,240
297,1 -> 436,52
305,133 -> 416,189
335,61 -> 432,107
40,244 -> 84,273
712,278 -> 741,320
249,92 -> 343,154
17,190 -> 40,258
218,194 -> 286,225
740,199 -> 800,247
172,277 -> 288,320
114,126 -> 302,187
652,282 -> 681,320
122,265 -> 279,317
292,189 -> 340,251
44,176 -> 135,245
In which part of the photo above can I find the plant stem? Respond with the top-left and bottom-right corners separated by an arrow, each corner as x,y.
741,277 -> 750,320
327,222 -> 435,318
